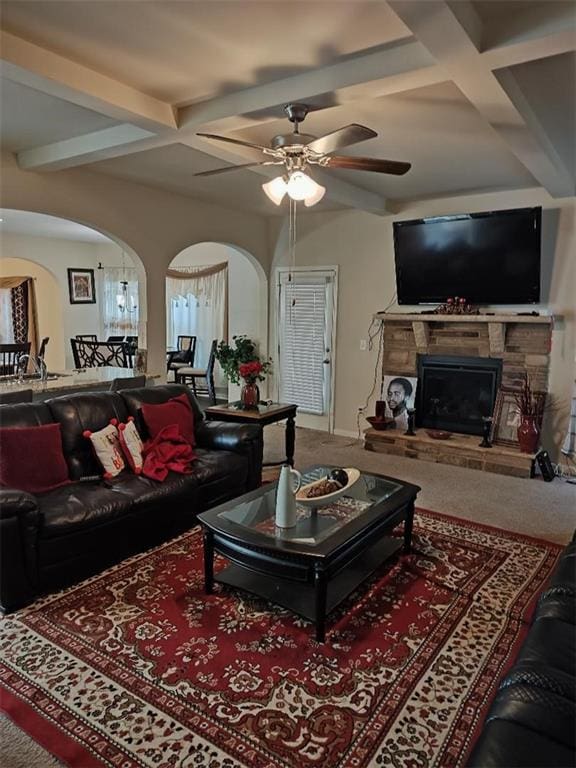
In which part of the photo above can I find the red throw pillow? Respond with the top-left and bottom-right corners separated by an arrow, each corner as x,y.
140,393 -> 195,447
0,423 -> 70,493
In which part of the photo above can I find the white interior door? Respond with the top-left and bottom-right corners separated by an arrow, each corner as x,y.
277,268 -> 337,432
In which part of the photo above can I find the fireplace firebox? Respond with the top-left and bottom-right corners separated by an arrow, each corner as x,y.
416,355 -> 502,436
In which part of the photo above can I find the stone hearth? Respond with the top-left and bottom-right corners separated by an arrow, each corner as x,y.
365,313 -> 553,477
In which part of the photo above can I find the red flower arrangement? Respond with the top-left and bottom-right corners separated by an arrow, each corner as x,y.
238,360 -> 263,383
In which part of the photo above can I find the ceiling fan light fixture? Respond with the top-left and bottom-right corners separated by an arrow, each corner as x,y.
262,176 -> 288,205
303,182 -> 326,207
286,171 -> 316,201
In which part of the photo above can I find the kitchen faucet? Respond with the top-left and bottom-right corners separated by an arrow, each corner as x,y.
17,354 -> 48,384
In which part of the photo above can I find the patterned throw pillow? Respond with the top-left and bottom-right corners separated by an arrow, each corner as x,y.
83,420 -> 125,479
118,417 -> 144,474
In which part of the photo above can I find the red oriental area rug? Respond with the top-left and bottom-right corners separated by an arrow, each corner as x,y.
0,510 -> 562,768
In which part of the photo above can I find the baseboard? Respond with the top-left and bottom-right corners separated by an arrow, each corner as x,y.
333,428 -> 362,439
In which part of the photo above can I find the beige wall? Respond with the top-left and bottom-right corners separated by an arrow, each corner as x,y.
272,189 -> 575,458
1,151 -> 270,377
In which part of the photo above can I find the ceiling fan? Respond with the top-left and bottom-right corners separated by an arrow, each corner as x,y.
195,103 -> 411,206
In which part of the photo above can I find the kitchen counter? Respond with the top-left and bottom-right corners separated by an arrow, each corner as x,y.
0,367 -> 162,401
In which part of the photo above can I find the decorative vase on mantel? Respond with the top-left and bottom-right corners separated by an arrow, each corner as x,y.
517,415 -> 540,454
240,381 -> 260,410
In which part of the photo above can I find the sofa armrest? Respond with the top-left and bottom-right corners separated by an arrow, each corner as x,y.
0,488 -> 38,520
195,421 -> 263,490
0,489 -> 39,613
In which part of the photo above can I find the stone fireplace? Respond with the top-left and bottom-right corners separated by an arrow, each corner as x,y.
416,354 -> 502,436
364,312 -> 553,477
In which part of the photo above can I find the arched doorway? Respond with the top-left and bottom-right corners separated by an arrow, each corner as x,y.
0,210 -> 145,368
167,242 -> 268,400
0,257 -> 64,370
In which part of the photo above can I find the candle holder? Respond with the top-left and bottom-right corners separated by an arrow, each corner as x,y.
404,408 -> 416,436
479,416 -> 493,448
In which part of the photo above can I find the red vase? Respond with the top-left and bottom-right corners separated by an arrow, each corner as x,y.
517,415 -> 539,454
240,381 -> 260,410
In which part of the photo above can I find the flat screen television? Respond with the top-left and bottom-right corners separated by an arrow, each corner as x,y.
393,207 -> 541,304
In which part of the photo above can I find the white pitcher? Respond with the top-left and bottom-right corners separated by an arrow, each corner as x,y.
275,465 -> 302,528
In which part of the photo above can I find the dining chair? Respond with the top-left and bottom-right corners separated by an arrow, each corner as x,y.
76,334 -> 98,342
109,375 -> 147,391
106,335 -> 125,342
0,388 -> 34,405
0,342 -> 31,375
175,339 -> 218,404
167,335 -> 197,379
71,339 -> 128,369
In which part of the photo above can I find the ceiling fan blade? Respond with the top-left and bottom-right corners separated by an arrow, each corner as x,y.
307,124 -> 377,155
196,132 -> 270,159
194,162 -> 264,177
325,155 -> 411,175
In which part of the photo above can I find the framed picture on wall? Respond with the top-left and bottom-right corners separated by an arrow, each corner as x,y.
68,268 -> 96,304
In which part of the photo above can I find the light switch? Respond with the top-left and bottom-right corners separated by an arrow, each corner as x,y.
360,339 -> 367,351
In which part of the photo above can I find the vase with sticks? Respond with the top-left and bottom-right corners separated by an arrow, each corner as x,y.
514,375 -> 546,454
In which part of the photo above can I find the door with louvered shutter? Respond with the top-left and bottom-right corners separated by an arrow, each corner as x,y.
277,269 -> 337,432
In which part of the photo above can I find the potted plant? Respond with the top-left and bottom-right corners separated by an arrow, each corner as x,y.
514,375 -> 546,453
215,335 -> 272,409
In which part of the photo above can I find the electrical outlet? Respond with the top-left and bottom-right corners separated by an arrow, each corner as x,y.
359,339 -> 367,351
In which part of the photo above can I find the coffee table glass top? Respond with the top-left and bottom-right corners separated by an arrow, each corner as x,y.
216,466 -> 402,547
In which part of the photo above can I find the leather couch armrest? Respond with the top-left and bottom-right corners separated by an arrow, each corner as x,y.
195,421 -> 263,490
0,488 -> 38,520
0,489 -> 39,613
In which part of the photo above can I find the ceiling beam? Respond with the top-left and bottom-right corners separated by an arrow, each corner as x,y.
389,0 -> 575,197
13,37 -> 446,171
178,38 -> 440,132
1,29 -> 177,132
17,125 -> 157,171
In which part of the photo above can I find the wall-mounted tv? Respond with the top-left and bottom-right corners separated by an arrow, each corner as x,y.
393,207 -> 542,305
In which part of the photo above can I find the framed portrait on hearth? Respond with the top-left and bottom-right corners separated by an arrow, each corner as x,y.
68,268 -> 96,304
491,388 -> 521,447
380,374 -> 418,430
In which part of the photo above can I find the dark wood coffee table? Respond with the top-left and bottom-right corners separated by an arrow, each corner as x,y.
203,401 -> 297,467
198,466 -> 420,642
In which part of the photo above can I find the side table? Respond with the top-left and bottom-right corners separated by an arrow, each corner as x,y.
203,402 -> 297,466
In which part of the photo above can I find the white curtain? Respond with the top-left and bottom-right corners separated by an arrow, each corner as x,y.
102,267 -> 139,337
0,289 -> 14,342
166,265 -> 227,370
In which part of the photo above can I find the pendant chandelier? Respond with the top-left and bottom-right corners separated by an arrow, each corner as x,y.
116,251 -> 137,314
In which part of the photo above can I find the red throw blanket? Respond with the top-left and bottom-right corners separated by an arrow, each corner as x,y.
141,423 -> 196,481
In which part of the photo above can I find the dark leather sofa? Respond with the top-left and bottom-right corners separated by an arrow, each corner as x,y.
0,385 -> 263,613
467,532 -> 576,767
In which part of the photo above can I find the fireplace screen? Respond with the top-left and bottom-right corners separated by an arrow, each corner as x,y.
416,355 -> 502,436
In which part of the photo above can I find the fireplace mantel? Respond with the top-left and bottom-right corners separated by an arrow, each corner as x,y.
375,312 -> 553,356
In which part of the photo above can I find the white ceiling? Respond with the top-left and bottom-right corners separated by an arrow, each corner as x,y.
0,0 -> 574,218
0,210 -> 112,242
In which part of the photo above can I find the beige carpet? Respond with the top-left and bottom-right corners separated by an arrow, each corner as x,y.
1,425 -> 574,767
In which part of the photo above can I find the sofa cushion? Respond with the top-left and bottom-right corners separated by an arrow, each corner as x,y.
37,480 -> 134,538
48,392 -> 129,480
141,393 -> 195,446
0,423 -> 70,493
85,422 -> 126,478
0,401 -> 54,428
121,385 -> 203,440
190,448 -> 248,509
118,418 -> 144,473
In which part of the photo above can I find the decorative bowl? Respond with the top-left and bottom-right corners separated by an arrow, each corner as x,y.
296,468 -> 361,508
426,429 -> 452,440
366,416 -> 394,431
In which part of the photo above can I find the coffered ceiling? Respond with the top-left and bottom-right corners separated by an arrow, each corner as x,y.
1,1 -> 574,216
